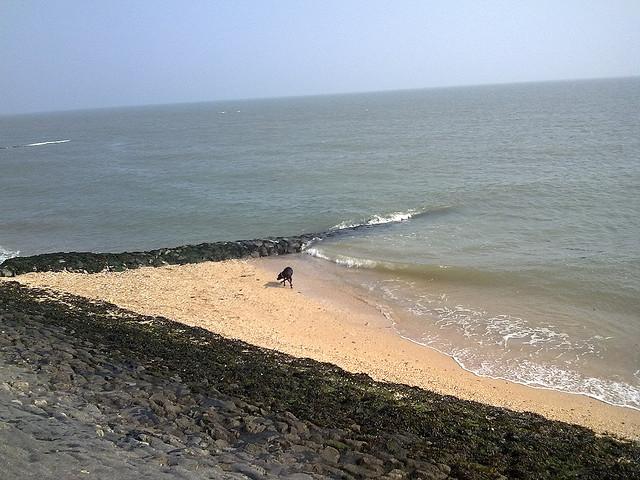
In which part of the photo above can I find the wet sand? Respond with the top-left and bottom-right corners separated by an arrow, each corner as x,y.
10,255 -> 640,440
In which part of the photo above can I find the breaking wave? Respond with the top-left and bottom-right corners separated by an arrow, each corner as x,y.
0,139 -> 70,149
24,139 -> 70,147
330,206 -> 452,231
400,331 -> 640,410
0,246 -> 19,264
302,249 -> 519,287
304,248 -> 379,268
370,281 -> 640,410
303,239 -> 640,410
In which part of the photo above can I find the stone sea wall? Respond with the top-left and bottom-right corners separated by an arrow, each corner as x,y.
2,282 -> 638,479
0,234 -> 320,277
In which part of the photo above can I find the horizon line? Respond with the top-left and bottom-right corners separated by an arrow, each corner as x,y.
2,73 -> 638,117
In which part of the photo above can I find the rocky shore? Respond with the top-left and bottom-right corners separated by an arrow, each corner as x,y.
0,223 -> 388,277
1,280 -> 639,479
0,235 -> 319,277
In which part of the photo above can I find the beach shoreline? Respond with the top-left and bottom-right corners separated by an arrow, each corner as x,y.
8,255 -> 640,440
5,279 -> 639,479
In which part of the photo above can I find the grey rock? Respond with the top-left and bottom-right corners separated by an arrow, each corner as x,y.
342,463 -> 381,478
11,381 -> 30,392
413,463 -> 449,480
356,453 -> 384,468
281,474 -> 314,480
344,438 -> 367,450
243,416 -> 267,434
0,267 -> 14,277
214,438 -> 231,449
243,442 -> 267,456
320,446 -> 340,464
386,469 -> 407,479
230,463 -> 267,479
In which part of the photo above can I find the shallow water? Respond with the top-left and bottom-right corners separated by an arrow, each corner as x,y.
1,77 -> 639,408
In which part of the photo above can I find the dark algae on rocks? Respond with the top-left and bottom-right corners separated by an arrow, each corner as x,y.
1,281 -> 638,479
0,224 -> 386,277
0,235 -> 317,277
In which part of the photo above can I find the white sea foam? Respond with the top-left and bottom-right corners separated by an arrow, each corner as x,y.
361,277 -> 640,410
333,256 -> 378,269
390,320 -> 640,410
304,240 -> 639,409
304,247 -> 331,261
23,139 -> 70,147
331,209 -> 420,230
403,295 -> 582,352
305,247 -> 378,269
0,246 -> 19,264
455,352 -> 640,411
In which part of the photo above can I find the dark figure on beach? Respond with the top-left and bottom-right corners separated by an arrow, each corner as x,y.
277,266 -> 293,288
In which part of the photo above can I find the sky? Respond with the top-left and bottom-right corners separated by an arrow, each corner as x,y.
1,0 -> 639,114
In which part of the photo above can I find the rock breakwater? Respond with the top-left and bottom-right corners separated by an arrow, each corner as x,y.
0,235 -> 319,277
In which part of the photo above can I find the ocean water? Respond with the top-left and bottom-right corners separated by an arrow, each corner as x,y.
1,77 -> 639,409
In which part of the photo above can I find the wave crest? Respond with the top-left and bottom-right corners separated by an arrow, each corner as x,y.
1,139 -> 70,149
305,248 -> 379,268
331,210 -> 416,230
25,139 -> 70,147
330,206 -> 452,231
0,246 -> 19,264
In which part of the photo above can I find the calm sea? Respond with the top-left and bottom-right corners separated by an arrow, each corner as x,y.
1,77 -> 639,409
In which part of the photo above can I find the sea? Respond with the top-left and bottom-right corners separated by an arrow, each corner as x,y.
1,77 -> 639,410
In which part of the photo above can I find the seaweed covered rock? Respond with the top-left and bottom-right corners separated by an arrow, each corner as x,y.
0,234 -> 320,277
1,282 -> 638,479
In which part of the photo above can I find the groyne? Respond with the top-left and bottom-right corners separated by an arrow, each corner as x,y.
0,234 -> 319,277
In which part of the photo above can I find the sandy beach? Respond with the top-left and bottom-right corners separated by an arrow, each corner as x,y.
9,255 -> 640,440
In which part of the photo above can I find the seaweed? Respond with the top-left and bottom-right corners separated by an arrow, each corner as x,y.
1,281 -> 638,479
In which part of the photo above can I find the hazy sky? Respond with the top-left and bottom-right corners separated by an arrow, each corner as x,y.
2,0 -> 639,114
